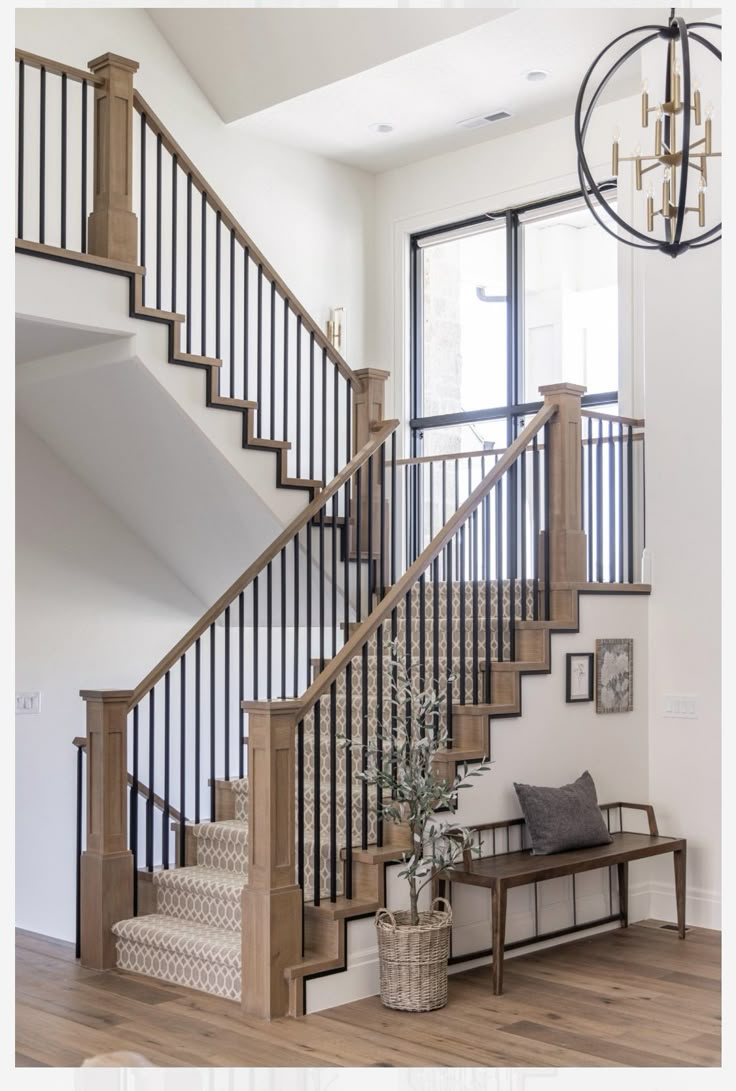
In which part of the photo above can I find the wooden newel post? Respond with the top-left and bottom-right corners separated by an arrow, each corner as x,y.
79,689 -> 135,969
539,383 -> 587,586
241,700 -> 303,1019
351,368 -> 389,559
87,53 -> 139,265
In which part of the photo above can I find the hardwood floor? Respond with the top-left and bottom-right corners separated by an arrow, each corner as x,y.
16,920 -> 720,1068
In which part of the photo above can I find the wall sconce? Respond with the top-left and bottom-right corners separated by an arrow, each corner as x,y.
327,307 -> 345,353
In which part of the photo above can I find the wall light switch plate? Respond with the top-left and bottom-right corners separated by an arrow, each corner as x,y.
664,695 -> 699,719
16,692 -> 41,715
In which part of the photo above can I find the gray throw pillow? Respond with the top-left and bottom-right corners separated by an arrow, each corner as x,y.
513,770 -> 612,855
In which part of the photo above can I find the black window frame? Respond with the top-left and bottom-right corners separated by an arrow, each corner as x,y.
409,184 -> 619,457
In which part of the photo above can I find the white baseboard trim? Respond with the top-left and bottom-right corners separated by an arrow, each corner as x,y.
304,882 -> 720,1014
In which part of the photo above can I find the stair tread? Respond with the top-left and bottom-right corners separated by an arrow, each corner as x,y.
305,895 -> 379,921
113,914 -> 241,963
285,951 -> 344,979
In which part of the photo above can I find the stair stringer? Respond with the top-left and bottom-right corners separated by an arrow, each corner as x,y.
284,581 -> 651,1016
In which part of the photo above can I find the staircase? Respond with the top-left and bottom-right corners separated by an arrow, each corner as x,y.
15,46 -> 648,1020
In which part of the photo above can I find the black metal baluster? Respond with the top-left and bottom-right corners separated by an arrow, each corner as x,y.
229,228 -> 235,397
146,689 -> 155,871
209,622 -> 216,820
587,416 -> 594,580
60,73 -> 67,248
361,644 -> 369,850
345,377 -> 352,468
186,174 -> 192,352
532,434 -> 540,621
281,549 -> 287,699
355,466 -> 362,623
179,655 -> 186,866
39,66 -> 46,243
329,683 -> 337,902
433,555 -> 440,701
215,211 -> 222,370
256,265 -> 263,435
305,527 -> 312,684
543,423 -> 551,621
345,663 -> 353,891
239,591 -> 245,777
404,587 -> 412,740
283,299 -> 290,443
333,367 -> 339,480
81,79 -> 87,251
618,423 -> 624,583
224,605 -> 231,780
313,702 -> 321,906
484,493 -> 492,702
419,571 -> 427,705
520,450 -> 528,621
367,455 -> 375,610
163,671 -> 170,868
459,523 -> 466,704
446,545 -> 454,746
201,190 -> 207,356
627,425 -> 634,582
139,114 -> 146,302
596,417 -> 604,582
243,247 -> 250,400
75,743 -> 83,955
309,333 -> 315,480
495,480 -> 504,661
253,576 -> 260,701
331,492 -> 338,660
267,562 -> 273,698
270,282 -> 276,438
342,482 -> 350,643
195,638 -> 201,823
318,504 -> 325,672
390,607 -> 398,784
171,155 -> 177,313
130,706 -> 139,913
321,349 -> 327,484
293,533 -> 300,697
404,466 -> 410,566
429,460 -> 435,543
509,461 -> 517,662
471,508 -> 479,703
608,420 -> 615,582
156,133 -> 162,309
295,318 -> 303,478
17,60 -> 24,239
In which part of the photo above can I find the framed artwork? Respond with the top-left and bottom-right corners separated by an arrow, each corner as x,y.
566,653 -> 594,702
595,638 -> 634,713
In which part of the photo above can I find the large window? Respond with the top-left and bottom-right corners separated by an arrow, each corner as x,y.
410,190 -> 619,457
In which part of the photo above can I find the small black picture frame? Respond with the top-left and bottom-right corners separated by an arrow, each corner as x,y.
566,652 -> 594,702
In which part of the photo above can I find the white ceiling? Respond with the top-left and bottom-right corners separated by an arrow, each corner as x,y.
148,6 -> 509,121
148,6 -> 695,173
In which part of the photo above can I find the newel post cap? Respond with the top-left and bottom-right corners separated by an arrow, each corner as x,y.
80,689 -> 134,703
88,52 -> 140,75
538,382 -> 587,398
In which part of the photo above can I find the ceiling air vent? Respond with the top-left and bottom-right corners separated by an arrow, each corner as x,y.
458,110 -> 512,130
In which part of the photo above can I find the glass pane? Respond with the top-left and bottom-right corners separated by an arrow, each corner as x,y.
522,203 -> 618,400
420,419 -> 508,457
420,225 -> 507,418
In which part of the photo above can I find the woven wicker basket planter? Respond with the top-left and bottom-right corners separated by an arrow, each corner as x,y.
375,898 -> 452,1012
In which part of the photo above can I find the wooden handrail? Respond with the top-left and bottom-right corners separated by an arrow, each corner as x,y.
73,736 -> 182,823
15,48 -> 105,86
292,403 -> 557,721
581,409 -> 645,427
132,91 -> 355,387
128,419 -> 399,708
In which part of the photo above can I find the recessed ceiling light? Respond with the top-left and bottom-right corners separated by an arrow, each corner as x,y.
524,69 -> 550,83
369,122 -> 394,134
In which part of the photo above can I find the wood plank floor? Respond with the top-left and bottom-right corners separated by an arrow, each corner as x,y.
16,920 -> 720,1068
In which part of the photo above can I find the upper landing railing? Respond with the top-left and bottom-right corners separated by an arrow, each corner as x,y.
14,48 -> 382,486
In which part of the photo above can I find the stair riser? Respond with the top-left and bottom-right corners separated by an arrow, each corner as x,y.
116,937 -> 241,1001
195,830 -> 248,873
156,882 -> 242,932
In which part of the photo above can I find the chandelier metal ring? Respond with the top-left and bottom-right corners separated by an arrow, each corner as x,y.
574,11 -> 721,258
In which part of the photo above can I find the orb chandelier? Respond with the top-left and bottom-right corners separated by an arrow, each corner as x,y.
574,8 -> 721,257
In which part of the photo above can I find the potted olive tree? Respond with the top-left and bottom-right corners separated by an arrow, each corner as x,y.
343,643 -> 491,1012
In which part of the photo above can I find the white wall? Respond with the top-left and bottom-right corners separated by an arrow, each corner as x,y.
308,591 -> 650,1012
15,6 -> 375,370
15,421 -> 205,941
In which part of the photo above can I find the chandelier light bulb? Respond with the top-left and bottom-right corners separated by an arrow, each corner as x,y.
646,181 -> 655,198
698,174 -> 708,193
612,124 -> 621,143
705,102 -> 714,119
641,78 -> 649,93
663,167 -> 671,183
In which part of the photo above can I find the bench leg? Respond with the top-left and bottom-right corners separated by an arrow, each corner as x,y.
617,862 -> 629,927
674,847 -> 687,939
491,882 -> 507,996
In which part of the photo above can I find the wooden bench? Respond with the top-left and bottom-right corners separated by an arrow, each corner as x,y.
436,802 -> 686,996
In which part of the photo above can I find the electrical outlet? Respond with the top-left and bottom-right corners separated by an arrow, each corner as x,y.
16,692 -> 41,715
664,695 -> 699,719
